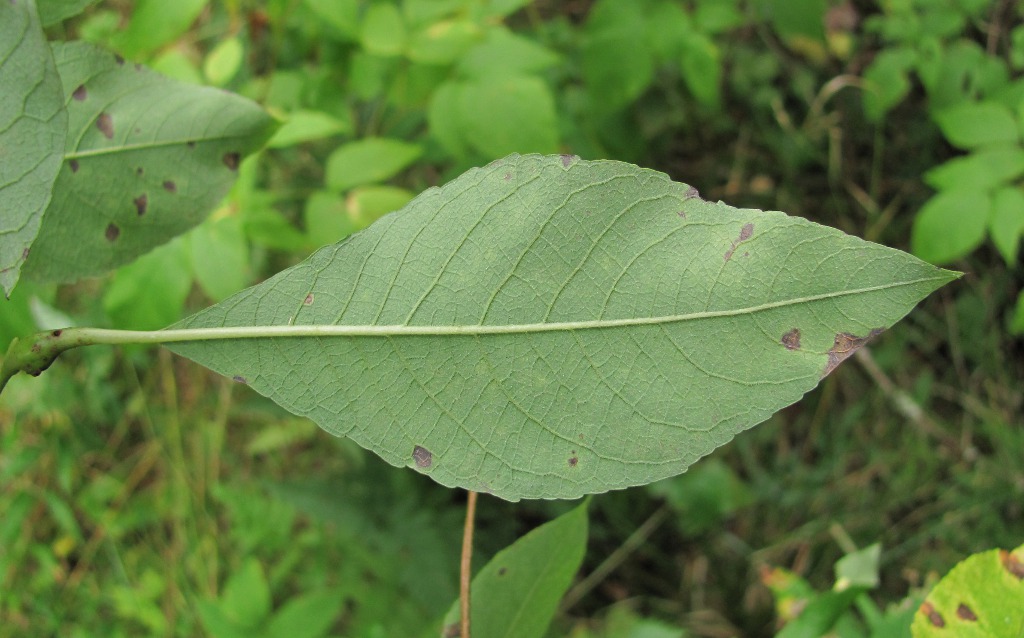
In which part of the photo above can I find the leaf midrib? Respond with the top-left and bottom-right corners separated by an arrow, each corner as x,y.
146,275 -> 948,342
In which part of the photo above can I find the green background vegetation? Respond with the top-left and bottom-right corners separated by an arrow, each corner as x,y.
1,0 -> 1022,636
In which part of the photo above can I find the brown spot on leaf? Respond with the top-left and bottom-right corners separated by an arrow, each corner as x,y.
163,180 -> 177,193
303,293 -> 314,305
724,223 -> 754,262
956,604 -> 977,621
104,223 -> 120,241
920,602 -> 945,627
497,567 -> 508,576
187,141 -> 196,149
560,154 -> 577,167
96,113 -> 114,139
504,172 -> 512,181
136,167 -> 144,176
781,328 -> 801,350
232,375 -> 247,384
69,159 -> 79,173
822,328 -> 884,377
114,54 -> 125,65
72,85 -> 87,101
1000,549 -> 1024,579
442,624 -> 460,638
684,186 -> 700,199
413,445 -> 432,468
568,456 -> 578,467
223,152 -> 240,170
51,329 -> 62,337
134,63 -> 143,71
677,210 -> 687,219
133,194 -> 147,216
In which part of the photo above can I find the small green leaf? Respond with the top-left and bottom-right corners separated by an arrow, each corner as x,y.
924,146 -> 1024,193
862,48 -> 916,122
220,559 -> 272,628
456,27 -> 560,79
911,543 -> 1024,637
680,32 -> 722,107
0,0 -> 67,296
204,37 -> 245,87
911,189 -> 991,265
582,2 -> 655,115
304,191 -> 357,246
189,215 -> 250,302
266,110 -> 351,148
777,588 -> 866,638
407,19 -> 481,65
37,0 -> 101,26
444,76 -> 560,158
934,101 -> 1020,149
346,185 -> 415,227
110,0 -> 209,59
167,155 -> 957,500
264,590 -> 344,638
361,3 -> 407,57
834,544 -> 881,590
1011,293 -> 1024,335
304,0 -> 359,39
23,42 -> 277,284
103,238 -> 192,330
325,138 -> 423,192
990,186 -> 1024,265
440,501 -> 589,638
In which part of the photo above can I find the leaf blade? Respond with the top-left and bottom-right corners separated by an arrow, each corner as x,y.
0,0 -> 67,296
22,42 -> 277,284
168,155 -> 957,501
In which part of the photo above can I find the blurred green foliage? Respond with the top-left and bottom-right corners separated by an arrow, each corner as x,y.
2,0 -> 1022,636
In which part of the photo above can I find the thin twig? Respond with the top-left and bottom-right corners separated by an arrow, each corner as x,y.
559,505 -> 669,612
460,490 -> 478,638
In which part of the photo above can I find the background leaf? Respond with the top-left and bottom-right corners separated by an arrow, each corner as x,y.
22,42 -> 277,284
168,155 -> 956,500
0,0 -> 67,296
36,0 -> 101,27
440,500 -> 589,638
911,543 -> 1024,637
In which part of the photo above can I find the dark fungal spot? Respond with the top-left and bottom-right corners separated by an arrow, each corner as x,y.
1001,549 -> 1024,579
72,85 -> 87,101
568,456 -> 578,467
413,445 -> 432,468
822,328 -> 884,378
136,167 -> 144,176
920,602 -> 945,628
51,329 -> 62,337
69,159 -> 79,173
114,54 -> 125,65
162,180 -> 177,193
133,194 -> 147,216
303,293 -> 314,306
104,223 -> 120,241
222,152 -> 240,170
497,567 -> 507,576
560,154 -> 577,167
134,63 -> 143,71
96,113 -> 114,139
134,127 -> 141,134
781,328 -> 801,350
21,247 -> 29,259
677,210 -> 686,218
956,604 -> 977,621
724,223 -> 754,262
232,375 -> 247,384
187,141 -> 196,149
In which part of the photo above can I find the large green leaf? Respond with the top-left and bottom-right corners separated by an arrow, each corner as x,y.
0,0 -> 67,296
168,155 -> 957,501
23,42 -> 277,284
440,501 -> 588,638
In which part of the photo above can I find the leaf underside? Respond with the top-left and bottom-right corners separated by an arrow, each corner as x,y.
170,154 -> 957,501
0,0 -> 67,296
23,42 -> 277,284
